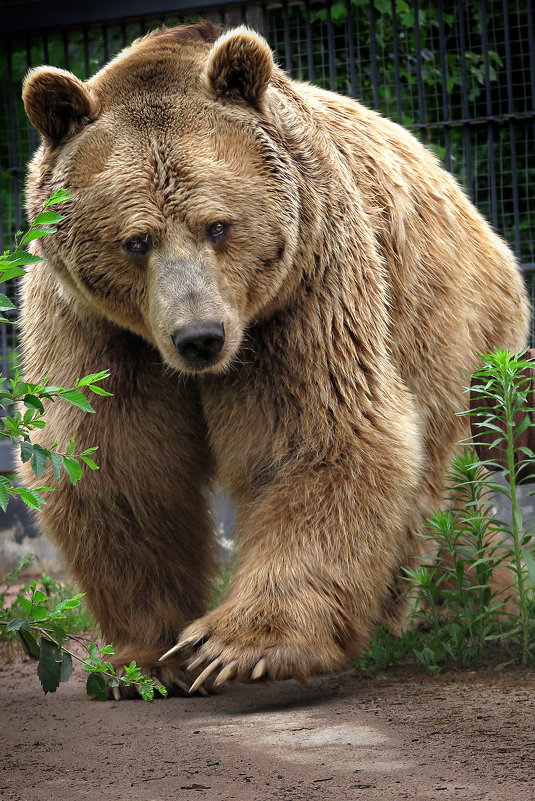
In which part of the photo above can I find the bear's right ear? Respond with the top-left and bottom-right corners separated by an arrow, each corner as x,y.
23,67 -> 100,146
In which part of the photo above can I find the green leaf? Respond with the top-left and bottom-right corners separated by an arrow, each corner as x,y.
99,644 -> 115,655
77,371 -> 111,386
66,439 -> 76,455
58,389 -> 94,414
139,684 -> 155,701
43,188 -> 73,207
11,487 -> 46,510
8,250 -> 45,265
80,456 -> 99,470
60,652 -> 73,683
33,211 -> 65,225
16,594 -> 32,614
0,481 -> 9,511
20,441 -> 33,463
0,293 -> 16,310
51,594 -> 85,616
20,229 -> 56,245
38,637 -> 62,694
23,394 -> 45,413
86,672 -> 107,701
62,456 -> 83,485
17,629 -> 40,661
31,444 -> 49,479
87,385 -> 114,396
521,548 -> 535,589
29,606 -> 49,622
49,451 -> 62,481
6,617 -> 28,632
0,265 -> 26,281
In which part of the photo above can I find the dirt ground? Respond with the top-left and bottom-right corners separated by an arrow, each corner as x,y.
1,657 -> 534,801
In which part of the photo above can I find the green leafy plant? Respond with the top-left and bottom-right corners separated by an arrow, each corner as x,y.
0,188 -> 112,510
0,563 -> 166,701
359,349 -> 535,675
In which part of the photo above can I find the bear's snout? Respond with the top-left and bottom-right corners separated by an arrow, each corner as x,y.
172,320 -> 225,370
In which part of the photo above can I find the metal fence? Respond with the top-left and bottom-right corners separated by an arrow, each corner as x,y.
1,0 -> 534,373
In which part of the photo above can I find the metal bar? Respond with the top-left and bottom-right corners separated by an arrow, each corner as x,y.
102,24 -> 109,62
345,0 -> 356,99
326,0 -> 336,92
1,0 -> 258,35
282,1 -> 291,74
457,0 -> 473,199
527,0 -> 535,210
368,0 -> 379,110
390,0 -> 402,124
6,42 -> 21,234
480,0 -> 497,229
436,0 -> 451,171
305,0 -> 314,84
261,2 -> 269,41
413,0 -> 426,143
502,0 -> 520,258
62,29 -> 70,69
25,37 -> 38,153
83,27 -> 90,78
2,41 -> 21,393
407,111 -> 535,130
0,53 -> 7,387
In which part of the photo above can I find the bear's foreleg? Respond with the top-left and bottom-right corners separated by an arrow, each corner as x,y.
20,281 -> 216,695
163,400 -> 422,689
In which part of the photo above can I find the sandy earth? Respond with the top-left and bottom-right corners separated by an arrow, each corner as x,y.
1,658 -> 534,801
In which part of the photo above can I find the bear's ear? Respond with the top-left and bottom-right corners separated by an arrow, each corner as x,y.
23,66 -> 100,145
204,27 -> 273,109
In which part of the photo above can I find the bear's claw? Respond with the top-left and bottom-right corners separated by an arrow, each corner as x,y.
251,657 -> 267,680
188,658 -> 222,694
212,660 -> 238,688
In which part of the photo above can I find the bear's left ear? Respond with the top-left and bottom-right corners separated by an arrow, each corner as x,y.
204,27 -> 273,109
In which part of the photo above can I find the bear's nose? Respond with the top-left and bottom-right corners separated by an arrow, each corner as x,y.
172,321 -> 225,368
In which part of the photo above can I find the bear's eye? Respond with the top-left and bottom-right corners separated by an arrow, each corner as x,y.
124,235 -> 151,255
208,221 -> 227,242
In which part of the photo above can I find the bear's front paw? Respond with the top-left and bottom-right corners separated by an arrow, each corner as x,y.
159,602 -> 352,691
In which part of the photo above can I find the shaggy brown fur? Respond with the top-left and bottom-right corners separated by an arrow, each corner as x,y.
20,22 -> 529,693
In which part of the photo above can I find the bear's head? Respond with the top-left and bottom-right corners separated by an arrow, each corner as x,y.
23,22 -> 301,374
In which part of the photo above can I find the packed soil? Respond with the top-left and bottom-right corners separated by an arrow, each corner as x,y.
1,655 -> 534,801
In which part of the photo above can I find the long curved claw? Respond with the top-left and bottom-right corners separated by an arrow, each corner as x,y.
187,654 -> 206,672
173,678 -> 191,694
112,684 -> 121,701
251,657 -> 267,681
189,658 -> 222,694
159,637 -> 197,662
212,660 -> 238,688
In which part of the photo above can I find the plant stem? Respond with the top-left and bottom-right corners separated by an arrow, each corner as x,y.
503,366 -> 529,664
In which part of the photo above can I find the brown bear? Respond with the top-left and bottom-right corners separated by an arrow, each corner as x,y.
20,20 -> 529,695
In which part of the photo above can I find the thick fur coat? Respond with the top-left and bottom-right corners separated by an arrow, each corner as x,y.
21,21 -> 529,693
